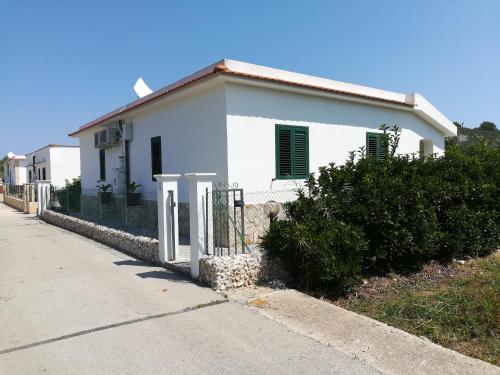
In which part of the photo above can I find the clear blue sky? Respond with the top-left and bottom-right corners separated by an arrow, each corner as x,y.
1,0 -> 498,156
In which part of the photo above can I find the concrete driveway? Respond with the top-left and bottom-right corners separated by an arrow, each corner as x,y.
0,204 -> 379,374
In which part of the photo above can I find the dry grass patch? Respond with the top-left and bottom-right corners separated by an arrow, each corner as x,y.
331,253 -> 500,366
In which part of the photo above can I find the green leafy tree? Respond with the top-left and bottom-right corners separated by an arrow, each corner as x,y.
479,121 -> 497,132
0,155 -> 7,180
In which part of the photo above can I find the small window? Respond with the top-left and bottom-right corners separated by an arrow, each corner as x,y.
151,136 -> 162,180
366,132 -> 385,161
42,167 -> 46,180
99,149 -> 106,181
419,139 -> 433,157
28,170 -> 32,183
37,168 -> 41,180
275,125 -> 309,179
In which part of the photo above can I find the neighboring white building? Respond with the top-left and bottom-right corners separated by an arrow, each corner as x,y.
2,152 -> 27,185
70,59 -> 457,201
24,145 -> 81,187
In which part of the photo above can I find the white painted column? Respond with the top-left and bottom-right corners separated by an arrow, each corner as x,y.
185,173 -> 216,279
154,174 -> 181,263
36,180 -> 51,216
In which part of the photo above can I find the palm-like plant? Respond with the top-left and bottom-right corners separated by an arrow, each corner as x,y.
126,182 -> 142,193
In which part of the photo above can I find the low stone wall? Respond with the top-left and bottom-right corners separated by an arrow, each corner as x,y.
244,203 -> 287,244
40,210 -> 160,264
199,249 -> 287,291
26,201 -> 38,214
4,195 -> 25,212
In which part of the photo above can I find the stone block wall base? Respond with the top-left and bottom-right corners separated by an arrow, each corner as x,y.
4,196 -> 25,212
199,249 -> 287,291
40,210 -> 160,264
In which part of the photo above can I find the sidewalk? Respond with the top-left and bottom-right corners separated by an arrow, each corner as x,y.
229,288 -> 499,375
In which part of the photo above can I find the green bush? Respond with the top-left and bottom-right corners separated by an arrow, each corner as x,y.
261,217 -> 367,292
261,127 -> 499,293
53,177 -> 81,212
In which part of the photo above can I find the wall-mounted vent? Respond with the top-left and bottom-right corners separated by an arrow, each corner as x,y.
94,128 -> 121,148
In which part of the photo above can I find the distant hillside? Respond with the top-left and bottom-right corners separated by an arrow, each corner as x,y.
448,124 -> 500,149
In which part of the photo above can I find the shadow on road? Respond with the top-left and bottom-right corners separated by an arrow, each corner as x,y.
136,270 -> 190,283
113,259 -> 149,267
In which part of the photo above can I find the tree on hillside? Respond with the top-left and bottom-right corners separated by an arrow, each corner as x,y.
447,121 -> 500,149
0,155 -> 7,180
479,121 -> 497,132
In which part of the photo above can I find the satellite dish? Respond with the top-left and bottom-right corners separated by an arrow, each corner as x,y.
6,152 -> 14,159
133,78 -> 153,98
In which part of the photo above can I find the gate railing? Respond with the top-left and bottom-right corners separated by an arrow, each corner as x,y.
206,183 -> 248,256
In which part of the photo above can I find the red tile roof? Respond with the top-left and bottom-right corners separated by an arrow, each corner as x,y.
69,60 -> 413,137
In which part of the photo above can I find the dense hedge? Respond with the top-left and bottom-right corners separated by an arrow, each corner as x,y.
52,177 -> 82,212
261,127 -> 499,292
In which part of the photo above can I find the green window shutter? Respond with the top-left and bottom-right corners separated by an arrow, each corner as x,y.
276,125 -> 309,179
276,126 -> 293,178
151,136 -> 162,180
366,132 -> 385,161
293,127 -> 309,178
99,149 -> 106,180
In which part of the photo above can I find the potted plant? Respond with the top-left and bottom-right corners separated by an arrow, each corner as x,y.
96,183 -> 112,204
126,182 -> 142,206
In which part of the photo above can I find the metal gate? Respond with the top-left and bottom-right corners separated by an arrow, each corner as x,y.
167,189 -> 177,260
206,183 -> 247,256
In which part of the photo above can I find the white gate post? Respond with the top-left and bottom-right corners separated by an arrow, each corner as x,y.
36,180 -> 51,216
154,174 -> 181,263
185,173 -> 216,279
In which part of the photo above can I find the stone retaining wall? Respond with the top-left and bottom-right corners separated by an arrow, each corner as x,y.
199,249 -> 287,291
244,203 -> 287,244
40,210 -> 160,264
4,196 -> 26,212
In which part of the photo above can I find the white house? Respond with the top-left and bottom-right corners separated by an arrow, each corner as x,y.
70,59 -> 457,202
2,152 -> 27,185
24,144 -> 81,187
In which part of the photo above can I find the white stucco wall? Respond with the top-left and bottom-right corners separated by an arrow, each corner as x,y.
4,159 -> 26,185
49,147 -> 81,187
78,84 -> 228,201
79,133 -> 100,192
77,79 -> 450,202
225,83 -> 446,192
24,146 -> 80,188
25,147 -> 50,183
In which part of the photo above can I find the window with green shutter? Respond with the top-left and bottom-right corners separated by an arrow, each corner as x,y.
99,149 -> 106,181
276,125 -> 309,179
151,136 -> 162,180
366,132 -> 386,161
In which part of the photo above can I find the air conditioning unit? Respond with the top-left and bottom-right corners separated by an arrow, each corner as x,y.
107,127 -> 121,146
94,127 -> 121,148
99,129 -> 107,146
94,130 -> 107,148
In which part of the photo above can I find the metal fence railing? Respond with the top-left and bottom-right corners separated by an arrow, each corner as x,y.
205,186 -> 248,257
244,189 -> 299,205
5,184 -> 25,200
48,187 -> 159,239
204,188 -> 299,256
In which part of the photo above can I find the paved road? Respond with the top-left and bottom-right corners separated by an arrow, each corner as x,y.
0,204 -> 379,374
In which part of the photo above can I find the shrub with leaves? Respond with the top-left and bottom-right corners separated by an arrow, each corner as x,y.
261,126 -> 499,293
54,177 -> 81,212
